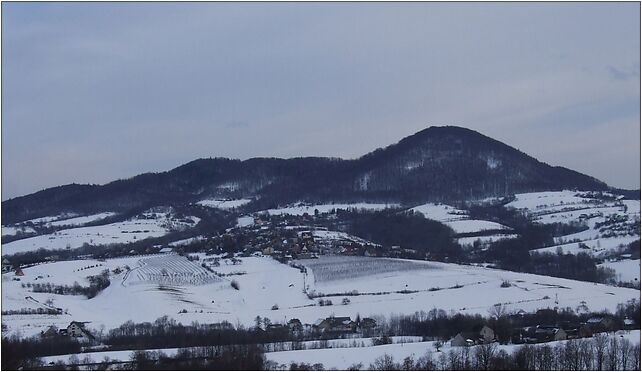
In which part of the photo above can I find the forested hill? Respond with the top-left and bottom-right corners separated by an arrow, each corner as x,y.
3,126 -> 628,224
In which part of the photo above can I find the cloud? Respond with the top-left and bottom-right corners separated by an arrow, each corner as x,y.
607,65 -> 640,81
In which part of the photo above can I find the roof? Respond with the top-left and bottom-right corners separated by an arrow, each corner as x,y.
457,332 -> 479,341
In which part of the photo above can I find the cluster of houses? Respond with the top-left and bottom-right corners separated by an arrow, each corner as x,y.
41,321 -> 95,341
261,316 -> 378,336
451,314 -> 633,347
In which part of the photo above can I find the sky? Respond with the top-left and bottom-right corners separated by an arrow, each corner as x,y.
1,2 -> 640,200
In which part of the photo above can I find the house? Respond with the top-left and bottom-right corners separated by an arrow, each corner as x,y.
66,321 -> 95,340
359,318 -> 377,330
41,326 -> 59,338
451,332 -> 478,347
587,316 -> 617,333
287,318 -> 303,333
623,318 -> 636,330
474,325 -> 495,342
2,258 -> 12,272
451,325 -> 495,347
535,326 -> 567,342
560,322 -> 593,339
317,316 -> 355,334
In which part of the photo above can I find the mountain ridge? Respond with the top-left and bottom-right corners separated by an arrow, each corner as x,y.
2,126 -> 637,224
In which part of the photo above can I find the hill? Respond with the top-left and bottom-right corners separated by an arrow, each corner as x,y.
2,126 -> 627,224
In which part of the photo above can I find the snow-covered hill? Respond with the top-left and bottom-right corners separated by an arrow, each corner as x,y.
2,255 -> 637,338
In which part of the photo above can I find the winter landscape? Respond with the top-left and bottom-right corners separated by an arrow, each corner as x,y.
2,2 -> 640,371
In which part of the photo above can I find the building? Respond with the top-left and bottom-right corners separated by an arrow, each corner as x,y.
451,325 -> 495,347
66,321 -> 95,341
560,322 -> 593,339
287,319 -> 303,334
535,326 -> 567,342
2,258 -> 12,272
586,316 -> 617,333
317,316 -> 356,334
41,326 -> 59,338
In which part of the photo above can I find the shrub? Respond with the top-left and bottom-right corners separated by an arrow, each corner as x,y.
342,298 -> 351,305
271,304 -> 279,310
231,280 -> 240,290
500,280 -> 511,288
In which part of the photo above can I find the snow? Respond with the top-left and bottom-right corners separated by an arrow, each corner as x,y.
410,203 -> 510,234
598,259 -> 641,283
125,254 -> 221,286
410,204 -> 468,222
20,214 -> 78,225
533,236 -> 639,258
2,225 -> 36,236
260,203 -> 400,216
3,255 -> 638,339
41,347 -> 182,365
237,216 -> 255,227
457,234 -> 519,247
508,191 -> 640,258
506,191 -> 591,210
266,331 -> 641,370
48,213 -> 117,227
2,212 -> 200,255
446,220 -> 509,234
167,236 -> 205,247
196,199 -> 252,210
309,230 -> 373,246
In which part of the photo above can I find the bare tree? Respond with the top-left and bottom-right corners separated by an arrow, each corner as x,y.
369,354 -> 397,371
488,303 -> 508,320
594,333 -> 609,370
607,337 -> 619,370
474,343 -> 497,370
619,338 -> 631,370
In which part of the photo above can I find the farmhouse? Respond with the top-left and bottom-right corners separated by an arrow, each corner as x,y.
287,318 -> 303,334
40,325 -> 59,338
65,321 -> 95,340
535,326 -> 567,342
451,325 -> 495,347
586,315 -> 617,333
317,316 -> 356,334
2,258 -> 12,272
560,322 -> 593,339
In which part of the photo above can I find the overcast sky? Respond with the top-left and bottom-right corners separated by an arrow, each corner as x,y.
2,2 -> 640,200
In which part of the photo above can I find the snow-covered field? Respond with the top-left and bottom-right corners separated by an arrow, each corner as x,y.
196,198 -> 252,210
2,211 -> 200,255
260,203 -> 400,216
457,234 -> 520,247
48,213 -> 117,227
266,331 -> 641,370
125,254 -> 221,286
508,191 -> 640,258
410,203 -> 515,244
598,259 -> 641,283
35,330 -> 641,367
309,230 -> 374,247
2,225 -> 36,236
4,255 -> 636,339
